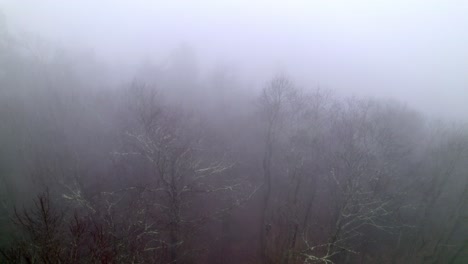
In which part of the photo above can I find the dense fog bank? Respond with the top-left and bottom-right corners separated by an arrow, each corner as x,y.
1,5 -> 467,264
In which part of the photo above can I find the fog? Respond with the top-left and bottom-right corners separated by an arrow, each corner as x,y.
1,1 -> 467,264
2,0 -> 467,119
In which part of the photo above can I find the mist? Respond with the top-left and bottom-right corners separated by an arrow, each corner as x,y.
2,0 -> 468,119
0,1 -> 467,263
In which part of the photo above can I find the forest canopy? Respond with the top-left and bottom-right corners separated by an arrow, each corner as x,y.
0,5 -> 467,264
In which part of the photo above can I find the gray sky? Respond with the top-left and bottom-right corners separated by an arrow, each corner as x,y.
1,0 -> 467,120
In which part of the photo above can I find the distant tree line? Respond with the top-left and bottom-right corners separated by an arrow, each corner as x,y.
0,18 -> 467,264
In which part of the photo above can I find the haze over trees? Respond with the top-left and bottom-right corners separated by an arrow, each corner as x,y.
0,2 -> 467,264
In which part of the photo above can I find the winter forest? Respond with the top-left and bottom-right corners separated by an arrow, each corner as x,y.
0,1 -> 467,264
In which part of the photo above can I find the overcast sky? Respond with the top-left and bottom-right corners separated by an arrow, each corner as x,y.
1,0 -> 467,120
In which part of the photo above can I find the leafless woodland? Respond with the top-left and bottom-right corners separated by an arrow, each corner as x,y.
0,9 -> 467,264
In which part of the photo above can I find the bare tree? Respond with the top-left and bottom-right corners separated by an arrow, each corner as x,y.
257,75 -> 297,263
118,81 -> 251,263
